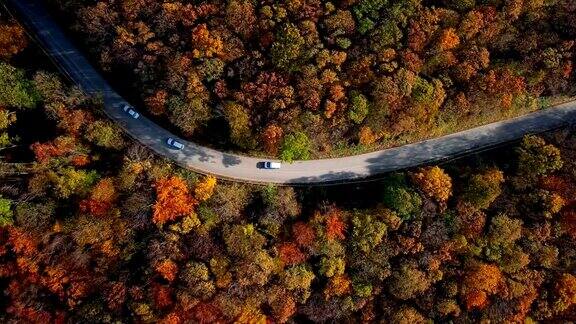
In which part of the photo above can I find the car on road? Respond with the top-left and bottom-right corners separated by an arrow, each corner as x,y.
121,104 -> 140,119
258,161 -> 281,169
166,137 -> 185,150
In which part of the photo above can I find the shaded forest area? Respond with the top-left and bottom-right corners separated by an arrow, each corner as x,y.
48,0 -> 576,159
2,13 -> 576,323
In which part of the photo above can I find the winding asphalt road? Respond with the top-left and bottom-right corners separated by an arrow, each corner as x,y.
7,0 -> 576,184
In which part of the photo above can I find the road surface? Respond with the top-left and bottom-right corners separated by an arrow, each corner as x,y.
7,0 -> 576,185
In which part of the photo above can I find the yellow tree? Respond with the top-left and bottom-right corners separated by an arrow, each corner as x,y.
411,166 -> 452,203
194,175 -> 216,202
324,274 -> 351,300
191,24 -> 223,59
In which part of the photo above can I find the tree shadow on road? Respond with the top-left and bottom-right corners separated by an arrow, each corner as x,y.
222,154 -> 241,167
286,171 -> 364,185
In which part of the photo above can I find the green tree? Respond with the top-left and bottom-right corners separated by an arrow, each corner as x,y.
498,245 -> 530,273
208,183 -> 251,223
15,201 -> 56,234
349,91 -> 370,124
0,133 -> 11,148
411,76 -> 435,104
383,186 -> 422,219
0,109 -> 16,130
167,95 -> 211,136
32,71 -> 67,104
224,101 -> 255,149
0,195 -> 13,227
353,0 -> 388,34
387,0 -> 420,27
444,0 -> 476,12
392,307 -> 426,324
0,109 -> 17,148
282,264 -> 315,292
370,21 -> 402,51
517,135 -> 563,177
261,184 -> 278,208
84,120 -> 126,150
354,0 -> 389,19
198,58 -> 225,82
460,169 -> 505,209
223,224 -> 266,259
0,62 -> 38,109
389,263 -> 432,300
275,187 -> 301,218
541,48 -> 561,69
521,189 -> 565,220
352,279 -> 373,297
280,131 -> 311,162
351,212 -> 387,253
488,214 -> 523,247
48,167 -> 100,199
319,256 -> 346,278
259,186 -> 300,237
179,261 -> 216,299
233,251 -> 275,286
271,23 -> 306,71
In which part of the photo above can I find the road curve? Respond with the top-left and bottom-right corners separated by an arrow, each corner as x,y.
7,0 -> 576,185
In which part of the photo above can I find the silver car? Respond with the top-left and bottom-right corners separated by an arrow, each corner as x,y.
262,161 -> 282,169
166,137 -> 185,150
121,103 -> 140,119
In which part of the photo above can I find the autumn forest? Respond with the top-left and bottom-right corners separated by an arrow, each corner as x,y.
1,0 -> 576,323
50,0 -> 576,158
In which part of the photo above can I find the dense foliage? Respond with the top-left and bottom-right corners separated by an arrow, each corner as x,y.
3,10 -> 576,324
50,0 -> 576,158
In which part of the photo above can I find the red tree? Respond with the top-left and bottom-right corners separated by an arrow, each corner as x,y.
278,242 -> 306,266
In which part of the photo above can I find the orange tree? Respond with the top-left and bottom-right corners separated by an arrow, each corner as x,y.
153,176 -> 197,226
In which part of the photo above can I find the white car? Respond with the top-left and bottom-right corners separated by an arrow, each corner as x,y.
262,161 -> 281,169
166,137 -> 185,150
121,104 -> 140,119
